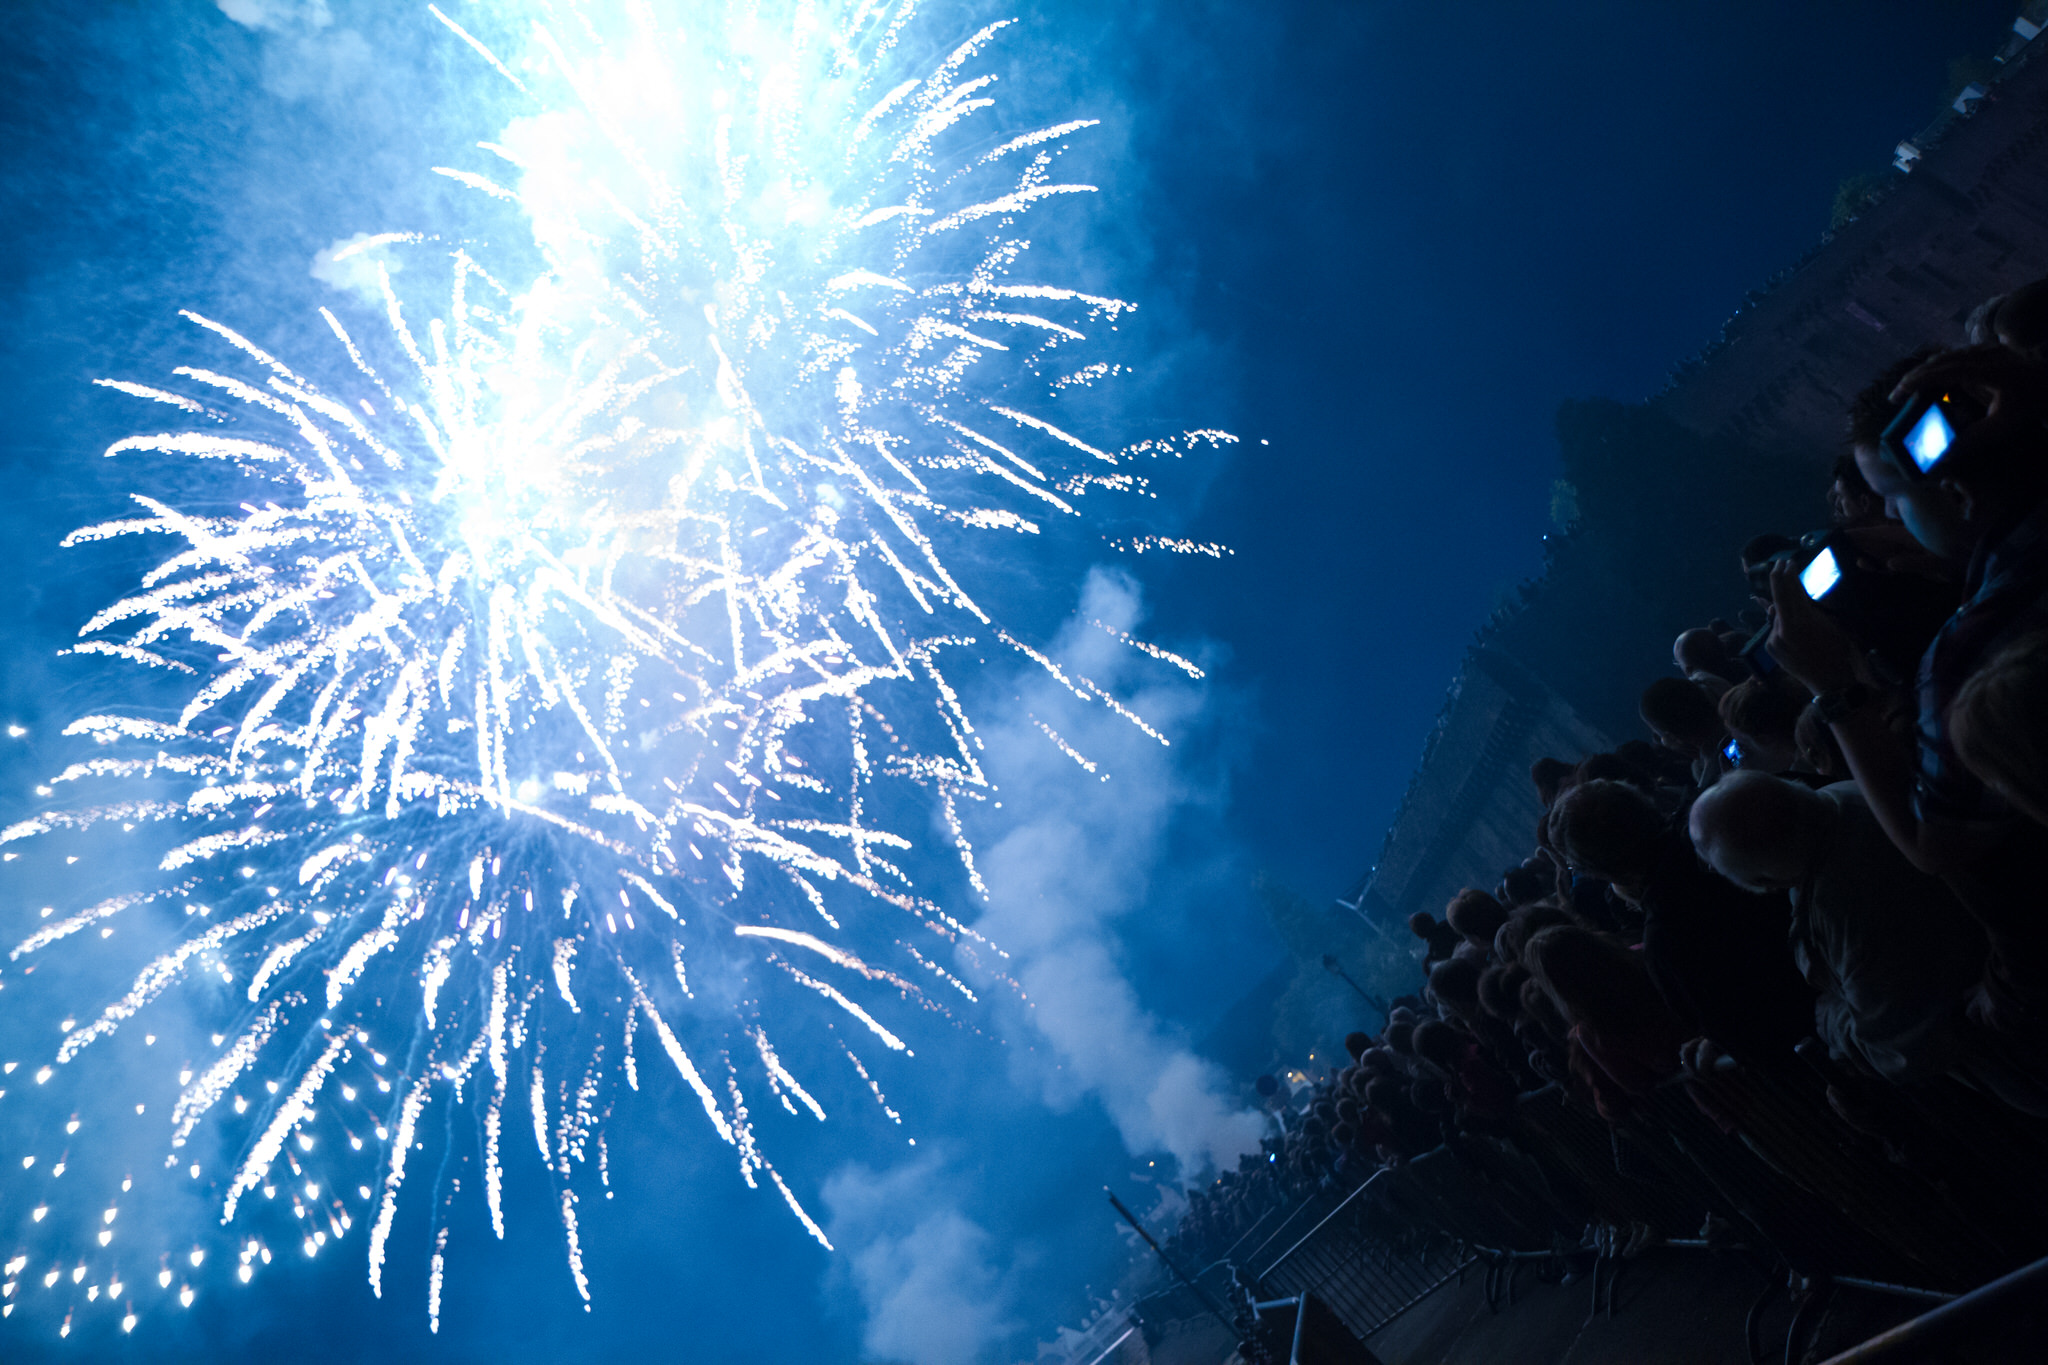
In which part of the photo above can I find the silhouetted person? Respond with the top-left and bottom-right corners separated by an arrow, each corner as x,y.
1549,778 -> 1815,1066
1639,677 -> 1727,784
1407,910 -> 1462,966
1690,773 -> 1988,1085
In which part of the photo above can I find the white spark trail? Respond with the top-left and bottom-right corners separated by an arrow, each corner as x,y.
368,1078 -> 434,1298
171,1002 -> 280,1148
223,1032 -> 349,1221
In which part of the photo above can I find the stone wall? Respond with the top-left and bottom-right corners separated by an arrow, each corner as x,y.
1349,648 -> 1612,934
1660,40 -> 2048,461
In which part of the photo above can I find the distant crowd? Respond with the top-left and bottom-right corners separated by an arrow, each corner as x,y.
1173,281 -> 2048,1271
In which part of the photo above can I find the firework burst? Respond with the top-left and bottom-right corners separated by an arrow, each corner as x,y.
0,0 -> 1228,1337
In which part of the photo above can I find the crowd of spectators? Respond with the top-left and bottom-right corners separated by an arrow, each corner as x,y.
1170,280 -> 2048,1275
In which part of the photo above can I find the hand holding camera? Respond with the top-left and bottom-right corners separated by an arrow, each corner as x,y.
1765,558 -> 1863,698
1884,343 -> 2048,481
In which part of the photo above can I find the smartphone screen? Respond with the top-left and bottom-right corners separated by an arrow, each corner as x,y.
1722,738 -> 1742,767
1800,546 -> 1842,600
1905,402 -> 1957,473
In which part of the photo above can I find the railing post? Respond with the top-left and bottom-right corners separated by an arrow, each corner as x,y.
1815,1253 -> 2048,1364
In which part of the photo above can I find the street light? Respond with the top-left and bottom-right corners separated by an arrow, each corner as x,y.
1322,955 -> 1388,1019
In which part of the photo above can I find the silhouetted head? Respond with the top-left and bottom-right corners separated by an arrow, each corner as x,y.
1409,1076 -> 1452,1115
1573,751 -> 1640,787
1499,863 -> 1550,908
1410,1020 -> 1461,1071
1951,631 -> 2048,832
1530,756 -> 1575,807
1517,975 -> 1571,1041
1524,925 -> 1675,1041
1740,533 -> 1799,578
1495,903 -> 1574,966
1828,451 -> 1885,527
1343,1031 -> 1372,1062
1640,677 -> 1724,756
1848,348 -> 1969,558
1613,740 -> 1677,783
1477,962 -> 1528,1022
1687,770 -> 1830,893
1363,1076 -> 1406,1111
1886,351 -> 2048,536
1966,293 -> 2008,346
1719,677 -> 1805,773
1847,348 -> 1945,451
1253,1073 -> 1279,1099
1427,956 -> 1482,1014
1991,277 -> 2048,358
1547,778 -> 1666,887
1673,627 -> 1739,682
1445,888 -> 1508,944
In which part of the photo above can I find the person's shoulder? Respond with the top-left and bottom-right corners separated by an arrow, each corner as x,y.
1818,780 -> 1898,851
1981,499 -> 2048,591
1817,780 -> 1867,813
2004,496 -> 2048,551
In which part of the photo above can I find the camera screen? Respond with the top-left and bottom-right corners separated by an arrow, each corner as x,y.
1906,403 -> 1956,473
1800,546 -> 1842,600
1722,738 -> 1742,766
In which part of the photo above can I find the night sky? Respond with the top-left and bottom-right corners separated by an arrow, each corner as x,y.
0,1 -> 2023,1361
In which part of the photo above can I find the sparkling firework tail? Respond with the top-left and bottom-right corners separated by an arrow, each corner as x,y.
0,0 -> 1228,1334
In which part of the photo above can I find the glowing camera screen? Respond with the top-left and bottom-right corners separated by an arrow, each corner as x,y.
1800,546 -> 1842,600
1905,403 -> 1956,473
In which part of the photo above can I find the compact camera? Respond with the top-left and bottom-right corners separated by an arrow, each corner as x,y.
1880,389 -> 1985,478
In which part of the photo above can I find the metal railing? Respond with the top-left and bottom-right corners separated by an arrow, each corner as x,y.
1816,1252 -> 2048,1364
1207,1057 -> 2048,1359
1250,1167 -> 1475,1341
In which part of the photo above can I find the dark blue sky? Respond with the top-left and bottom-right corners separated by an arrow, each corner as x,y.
0,1 -> 2022,1361
1099,0 -> 2022,902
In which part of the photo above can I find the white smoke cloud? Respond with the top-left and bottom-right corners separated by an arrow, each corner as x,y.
311,232 -> 405,306
215,0 -> 333,32
974,569 -> 1265,1176
822,572 -> 1259,1363
213,0 -> 371,104
825,1159 -> 1019,1365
